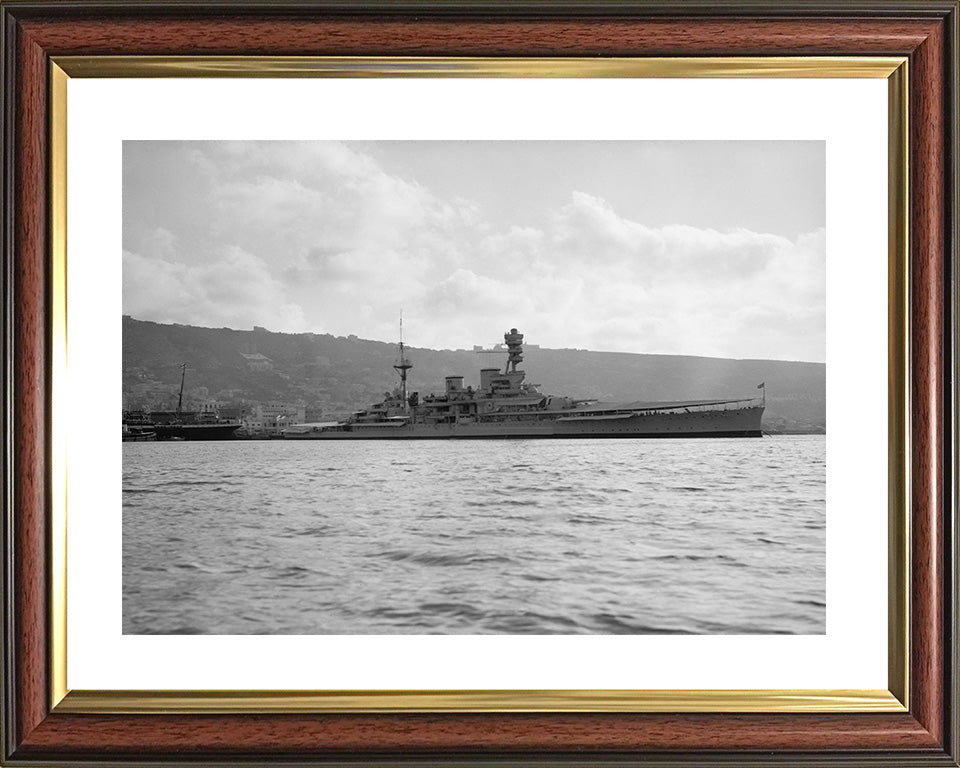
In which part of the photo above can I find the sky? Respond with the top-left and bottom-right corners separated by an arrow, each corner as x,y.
122,140 -> 825,362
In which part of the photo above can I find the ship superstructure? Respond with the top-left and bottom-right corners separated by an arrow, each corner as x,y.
284,328 -> 764,440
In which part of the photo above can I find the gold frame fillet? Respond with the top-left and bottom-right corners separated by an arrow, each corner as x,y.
49,55 -> 909,714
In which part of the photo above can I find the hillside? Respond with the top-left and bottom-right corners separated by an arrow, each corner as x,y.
122,317 -> 825,432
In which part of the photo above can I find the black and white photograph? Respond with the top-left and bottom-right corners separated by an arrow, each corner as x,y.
122,140 -> 826,636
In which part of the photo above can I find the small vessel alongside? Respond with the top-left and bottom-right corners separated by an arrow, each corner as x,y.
126,364 -> 241,441
284,327 -> 764,440
122,424 -> 156,442
152,419 -> 241,441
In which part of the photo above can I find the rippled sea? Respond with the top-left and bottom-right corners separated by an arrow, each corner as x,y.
123,436 -> 825,635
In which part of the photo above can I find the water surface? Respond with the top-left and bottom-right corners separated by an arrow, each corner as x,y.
123,436 -> 825,634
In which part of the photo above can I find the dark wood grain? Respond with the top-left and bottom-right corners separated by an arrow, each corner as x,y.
13,712 -> 943,756
2,3 -> 956,765
12,19 -> 49,751
16,16 -> 943,56
909,15 -> 946,747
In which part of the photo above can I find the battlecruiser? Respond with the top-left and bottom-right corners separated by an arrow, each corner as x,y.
284,328 -> 764,440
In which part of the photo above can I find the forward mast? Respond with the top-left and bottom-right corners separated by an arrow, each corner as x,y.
392,314 -> 413,411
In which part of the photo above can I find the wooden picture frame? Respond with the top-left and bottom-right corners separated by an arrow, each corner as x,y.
2,1 -> 957,765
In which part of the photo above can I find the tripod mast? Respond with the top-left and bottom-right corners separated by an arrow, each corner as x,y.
392,313 -> 413,409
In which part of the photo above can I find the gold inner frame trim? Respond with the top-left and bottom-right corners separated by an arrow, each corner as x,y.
48,55 -> 910,715
53,54 -> 905,79
56,688 -> 903,714
50,61 -> 68,710
886,60 -> 910,709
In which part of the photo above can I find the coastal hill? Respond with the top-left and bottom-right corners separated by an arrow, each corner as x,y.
123,317 -> 826,432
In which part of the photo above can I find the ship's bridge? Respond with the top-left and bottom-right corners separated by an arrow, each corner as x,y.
480,368 -> 525,394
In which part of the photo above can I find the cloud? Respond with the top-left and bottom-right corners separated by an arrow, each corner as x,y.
123,141 -> 824,361
123,239 -> 306,332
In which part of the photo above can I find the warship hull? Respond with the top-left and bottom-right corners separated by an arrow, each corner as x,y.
285,327 -> 766,441
285,405 -> 763,440
153,423 -> 241,441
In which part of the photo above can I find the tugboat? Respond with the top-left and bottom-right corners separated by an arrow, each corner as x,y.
152,364 -> 241,441
284,327 -> 765,440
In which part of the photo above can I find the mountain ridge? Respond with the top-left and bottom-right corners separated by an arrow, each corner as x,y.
122,317 -> 825,432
